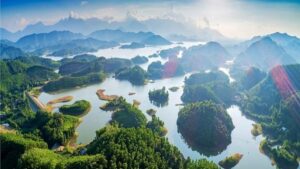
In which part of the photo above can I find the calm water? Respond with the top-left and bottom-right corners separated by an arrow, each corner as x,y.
39,43 -> 275,169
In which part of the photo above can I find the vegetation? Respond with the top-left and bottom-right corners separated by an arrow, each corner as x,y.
59,100 -> 91,116
260,139 -> 299,169
87,125 -> 218,169
251,123 -> 262,136
181,71 -> 235,106
115,66 -> 147,85
1,133 -> 48,169
102,97 -> 147,128
159,46 -> 185,59
239,67 -> 266,90
148,87 -> 169,107
147,60 -> 184,79
177,101 -> 234,156
131,55 -> 149,64
59,57 -> 131,76
146,115 -> 168,136
218,153 -> 243,169
43,72 -> 106,92
121,42 -> 145,49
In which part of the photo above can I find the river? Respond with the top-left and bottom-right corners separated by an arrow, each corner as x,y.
39,42 -> 275,169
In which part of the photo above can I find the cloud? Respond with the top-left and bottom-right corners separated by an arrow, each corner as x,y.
17,17 -> 29,27
81,1 -> 88,6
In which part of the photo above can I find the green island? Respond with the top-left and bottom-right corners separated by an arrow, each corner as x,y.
148,87 -> 169,107
43,72 -> 106,92
251,123 -> 262,136
218,153 -> 243,169
115,65 -> 147,85
59,100 -> 91,117
131,55 -> 149,64
146,108 -> 157,116
177,101 -> 234,156
181,71 -> 236,106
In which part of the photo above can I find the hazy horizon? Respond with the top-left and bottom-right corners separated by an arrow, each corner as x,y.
1,0 -> 300,40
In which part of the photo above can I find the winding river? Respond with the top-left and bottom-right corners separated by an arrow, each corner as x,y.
39,42 -> 275,169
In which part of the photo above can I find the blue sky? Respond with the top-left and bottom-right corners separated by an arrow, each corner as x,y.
1,0 -> 300,39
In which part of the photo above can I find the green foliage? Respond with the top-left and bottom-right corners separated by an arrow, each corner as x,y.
115,65 -> 147,85
177,101 -> 234,156
147,61 -> 163,79
185,159 -> 220,169
146,115 -> 167,136
181,71 -> 235,106
1,133 -> 48,169
239,67 -> 266,90
131,55 -> 148,64
43,72 -> 105,92
59,100 -> 91,116
87,125 -> 186,169
40,113 -> 79,146
218,154 -> 243,169
59,57 -> 131,76
148,87 -> 169,107
18,148 -> 62,169
109,98 -> 147,128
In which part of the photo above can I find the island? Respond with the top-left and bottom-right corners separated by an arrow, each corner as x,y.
115,66 -> 147,85
146,108 -> 157,116
218,153 -> 243,169
59,100 -> 91,116
96,89 -> 118,101
120,42 -> 145,49
47,96 -> 73,105
131,55 -> 149,65
43,72 -> 106,92
169,86 -> 179,92
177,101 -> 234,156
148,87 -> 169,107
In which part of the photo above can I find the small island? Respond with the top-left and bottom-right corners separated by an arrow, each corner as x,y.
96,89 -> 118,101
120,42 -> 145,49
131,55 -> 149,65
169,86 -> 179,92
218,153 -> 243,169
59,100 -> 91,116
148,87 -> 169,107
146,108 -> 157,116
251,123 -> 262,136
115,66 -> 147,85
47,96 -> 73,105
177,101 -> 234,156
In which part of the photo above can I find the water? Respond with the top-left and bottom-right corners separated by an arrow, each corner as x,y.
38,42 -> 275,169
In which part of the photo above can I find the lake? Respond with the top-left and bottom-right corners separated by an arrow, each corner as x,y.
39,42 -> 275,169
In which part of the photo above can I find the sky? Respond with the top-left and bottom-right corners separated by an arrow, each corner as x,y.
1,0 -> 300,39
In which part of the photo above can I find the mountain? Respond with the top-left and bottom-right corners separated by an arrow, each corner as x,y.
1,15 -> 229,42
16,31 -> 84,51
229,32 -> 300,61
235,37 -> 295,70
0,44 -> 28,59
181,41 -> 231,71
89,29 -> 171,45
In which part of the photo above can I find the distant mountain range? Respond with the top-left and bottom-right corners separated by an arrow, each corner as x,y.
229,32 -> 300,62
235,37 -> 296,70
181,41 -> 231,71
0,15 -> 228,42
0,29 -> 171,57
